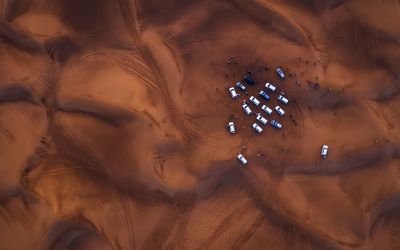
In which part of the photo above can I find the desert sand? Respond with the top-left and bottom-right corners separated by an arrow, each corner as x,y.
0,0 -> 400,249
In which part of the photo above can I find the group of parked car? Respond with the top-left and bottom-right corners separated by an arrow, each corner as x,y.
227,67 -> 328,165
229,80 -> 288,134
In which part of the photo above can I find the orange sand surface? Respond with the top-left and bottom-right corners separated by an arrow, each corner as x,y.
0,0 -> 400,249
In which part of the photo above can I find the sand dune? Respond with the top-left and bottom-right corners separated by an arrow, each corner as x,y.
0,0 -> 400,249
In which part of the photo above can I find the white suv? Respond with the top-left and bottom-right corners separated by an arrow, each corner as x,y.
265,82 -> 277,92
249,96 -> 261,106
277,94 -> 289,104
237,154 -> 248,165
252,123 -> 263,133
276,67 -> 285,79
275,106 -> 285,116
261,105 -> 273,115
256,113 -> 268,125
229,87 -> 239,98
321,145 -> 329,159
242,102 -> 252,115
228,122 -> 235,134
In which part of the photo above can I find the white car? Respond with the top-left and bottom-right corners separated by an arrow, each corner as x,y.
252,123 -> 263,133
265,82 -> 277,92
261,105 -> 273,115
237,154 -> 248,165
256,113 -> 268,125
277,94 -> 289,104
276,67 -> 285,79
242,102 -> 252,115
228,122 -> 235,134
229,87 -> 239,98
249,96 -> 261,106
321,145 -> 329,159
275,106 -> 285,116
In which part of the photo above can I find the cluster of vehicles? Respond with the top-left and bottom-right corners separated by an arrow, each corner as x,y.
227,67 -> 329,165
233,80 -> 288,133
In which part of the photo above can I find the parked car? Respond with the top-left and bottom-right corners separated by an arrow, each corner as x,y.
235,81 -> 246,91
259,91 -> 270,101
270,120 -> 282,129
249,96 -> 261,106
228,122 -> 235,134
275,105 -> 285,116
256,113 -> 268,125
276,67 -> 285,79
321,145 -> 329,159
277,94 -> 289,104
261,105 -> 273,115
242,102 -> 252,115
243,75 -> 255,85
237,153 -> 248,165
229,87 -> 239,98
252,123 -> 263,133
265,82 -> 277,92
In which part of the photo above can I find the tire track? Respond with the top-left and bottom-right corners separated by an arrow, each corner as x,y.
241,174 -> 341,250
240,174 -> 294,249
118,0 -> 191,143
226,0 -> 311,48
310,37 -> 330,65
197,202 -> 251,250
231,213 -> 264,250
290,100 -> 305,154
23,157 -> 137,250
26,119 -> 138,250
73,50 -> 160,95
0,123 -> 13,143
203,88 -> 232,117
165,191 -> 197,250
143,191 -> 196,250
270,224 -> 293,250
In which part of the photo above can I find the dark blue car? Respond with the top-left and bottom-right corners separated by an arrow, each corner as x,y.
243,75 -> 255,85
259,91 -> 270,101
235,81 -> 246,91
270,120 -> 282,129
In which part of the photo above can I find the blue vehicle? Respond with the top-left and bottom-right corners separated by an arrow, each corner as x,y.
259,90 -> 270,101
235,81 -> 246,91
270,120 -> 282,129
276,67 -> 285,79
243,75 -> 255,85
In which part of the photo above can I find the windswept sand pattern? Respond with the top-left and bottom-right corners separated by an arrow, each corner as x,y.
0,0 -> 400,249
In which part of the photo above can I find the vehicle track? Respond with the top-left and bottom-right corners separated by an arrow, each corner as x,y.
241,174 -> 341,250
269,224 -> 293,250
73,50 -> 160,95
231,213 -> 264,250
25,115 -> 138,250
197,201 -> 252,250
0,123 -> 13,143
203,88 -> 233,117
290,100 -> 305,154
118,0 -> 191,142
165,191 -> 197,250
226,0 -> 310,47
143,191 -> 196,250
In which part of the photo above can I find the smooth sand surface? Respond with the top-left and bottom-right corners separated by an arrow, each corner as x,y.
0,0 -> 400,249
